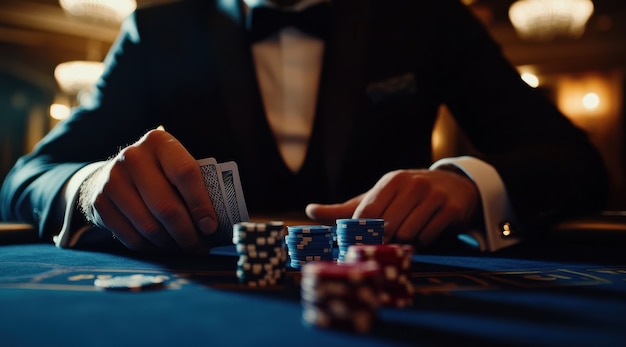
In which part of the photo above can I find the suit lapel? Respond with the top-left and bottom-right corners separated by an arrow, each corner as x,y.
317,0 -> 374,195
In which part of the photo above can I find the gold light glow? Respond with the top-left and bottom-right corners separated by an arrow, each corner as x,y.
582,92 -> 600,110
521,72 -> 540,88
557,73 -> 611,118
54,60 -> 104,94
50,103 -> 71,120
59,0 -> 137,23
509,0 -> 594,41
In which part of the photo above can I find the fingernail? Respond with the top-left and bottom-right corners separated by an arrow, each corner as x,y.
199,216 -> 217,235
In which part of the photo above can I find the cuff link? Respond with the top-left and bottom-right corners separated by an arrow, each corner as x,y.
500,222 -> 516,238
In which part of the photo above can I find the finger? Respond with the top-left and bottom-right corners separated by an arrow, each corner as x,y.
95,195 -> 156,252
393,190 -> 445,242
305,194 -> 364,224
84,162 -> 160,251
121,143 -> 201,252
106,174 -> 178,250
356,171 -> 434,242
154,133 -> 218,236
167,164 -> 217,237
417,202 -> 461,247
351,184 -> 395,219
355,189 -> 397,243
377,179 -> 430,243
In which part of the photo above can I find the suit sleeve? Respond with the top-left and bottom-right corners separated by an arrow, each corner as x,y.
431,0 -> 609,235
0,12 -> 159,241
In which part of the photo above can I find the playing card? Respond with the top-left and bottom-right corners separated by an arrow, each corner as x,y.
198,158 -> 233,245
218,161 -> 249,225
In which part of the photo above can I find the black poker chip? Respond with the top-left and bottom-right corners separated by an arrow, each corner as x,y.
233,221 -> 287,287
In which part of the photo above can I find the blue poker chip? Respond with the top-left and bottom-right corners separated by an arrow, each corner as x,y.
286,233 -> 332,240
336,218 -> 384,227
285,239 -> 333,247
287,246 -> 333,253
288,248 -> 333,256
285,239 -> 334,246
336,233 -> 383,240
336,226 -> 384,232
287,225 -> 333,234
336,228 -> 384,235
285,230 -> 335,265
94,274 -> 166,291
335,218 -> 385,257
287,244 -> 330,251
336,240 -> 383,247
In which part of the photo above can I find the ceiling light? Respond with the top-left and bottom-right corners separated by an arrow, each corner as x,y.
59,0 -> 137,23
54,60 -> 104,94
509,0 -> 594,41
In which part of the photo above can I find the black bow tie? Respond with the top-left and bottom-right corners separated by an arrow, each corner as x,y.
247,2 -> 331,43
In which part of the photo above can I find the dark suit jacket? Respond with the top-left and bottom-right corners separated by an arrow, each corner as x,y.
0,0 -> 609,242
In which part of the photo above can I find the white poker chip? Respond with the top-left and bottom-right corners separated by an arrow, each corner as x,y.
94,274 -> 166,291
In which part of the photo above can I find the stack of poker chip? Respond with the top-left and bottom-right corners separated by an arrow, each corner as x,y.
300,261 -> 382,334
232,221 -> 287,287
344,244 -> 415,308
285,225 -> 334,269
335,218 -> 385,263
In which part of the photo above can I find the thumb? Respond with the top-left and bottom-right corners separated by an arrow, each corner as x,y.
305,194 -> 364,224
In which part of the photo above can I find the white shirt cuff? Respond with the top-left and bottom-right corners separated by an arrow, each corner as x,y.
53,162 -> 106,248
430,156 -> 522,251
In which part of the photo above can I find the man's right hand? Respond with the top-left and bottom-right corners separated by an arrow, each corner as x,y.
79,129 -> 218,253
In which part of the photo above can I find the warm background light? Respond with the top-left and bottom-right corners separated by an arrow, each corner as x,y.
49,103 -> 71,120
557,72 -> 613,117
555,70 -> 624,207
508,0 -> 594,41
521,72 -> 540,88
59,0 -> 137,23
54,60 -> 104,95
582,92 -> 600,110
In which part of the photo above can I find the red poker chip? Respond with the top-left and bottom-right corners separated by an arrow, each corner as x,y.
302,305 -> 377,334
340,244 -> 416,309
302,260 -> 382,281
346,244 -> 414,261
383,296 -> 414,308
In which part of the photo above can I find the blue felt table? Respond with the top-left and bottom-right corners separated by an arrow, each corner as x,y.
1,242 -> 625,347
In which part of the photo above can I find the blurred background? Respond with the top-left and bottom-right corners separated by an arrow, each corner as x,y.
0,0 -> 624,210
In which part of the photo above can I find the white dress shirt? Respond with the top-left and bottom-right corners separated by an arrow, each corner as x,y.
247,0 -> 327,172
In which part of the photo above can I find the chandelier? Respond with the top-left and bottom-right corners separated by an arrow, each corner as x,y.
508,0 -> 594,41
59,0 -> 137,23
54,1 -> 135,95
54,60 -> 105,94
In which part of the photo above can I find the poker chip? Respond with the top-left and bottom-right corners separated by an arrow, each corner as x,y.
233,221 -> 287,287
335,219 -> 385,263
285,225 -> 334,269
300,261 -> 382,333
344,244 -> 415,308
94,274 -> 166,291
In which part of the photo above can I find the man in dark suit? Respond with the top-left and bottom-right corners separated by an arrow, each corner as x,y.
0,0 -> 608,253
